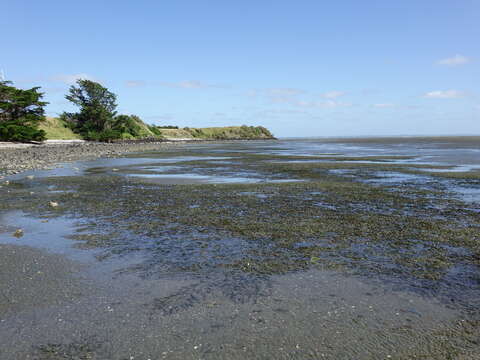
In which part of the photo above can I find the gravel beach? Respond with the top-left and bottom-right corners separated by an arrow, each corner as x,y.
0,141 -> 175,176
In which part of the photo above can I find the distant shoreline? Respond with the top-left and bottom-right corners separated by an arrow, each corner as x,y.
279,135 -> 480,141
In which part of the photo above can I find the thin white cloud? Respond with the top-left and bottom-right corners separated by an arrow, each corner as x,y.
126,80 -> 147,87
321,91 -> 346,99
266,88 -> 304,96
177,80 -> 205,89
261,109 -> 309,115
159,80 -> 224,89
294,100 -> 352,108
319,100 -> 352,108
373,103 -> 395,108
247,87 -> 305,101
423,90 -> 466,99
437,54 -> 471,66
127,79 -> 228,89
159,80 -> 202,88
254,108 -> 310,119
267,94 -> 352,108
250,87 -> 352,109
268,96 -> 297,104
50,73 -> 97,85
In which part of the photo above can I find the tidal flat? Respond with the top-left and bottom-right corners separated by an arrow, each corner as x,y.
0,138 -> 479,359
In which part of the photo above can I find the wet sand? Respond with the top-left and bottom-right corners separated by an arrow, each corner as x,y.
0,244 -> 89,317
0,246 -> 470,359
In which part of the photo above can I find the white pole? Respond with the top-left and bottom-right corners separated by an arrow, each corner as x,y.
0,68 -> 5,81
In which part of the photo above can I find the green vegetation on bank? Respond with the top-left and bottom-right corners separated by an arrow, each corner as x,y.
0,81 -> 47,142
41,118 -> 275,142
159,125 -> 275,140
38,117 -> 82,140
60,79 -> 162,141
0,79 -> 274,142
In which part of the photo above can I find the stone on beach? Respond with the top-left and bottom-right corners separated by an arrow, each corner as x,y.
13,229 -> 24,238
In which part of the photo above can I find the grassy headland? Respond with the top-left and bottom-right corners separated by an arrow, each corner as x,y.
159,125 -> 275,140
39,117 -> 275,142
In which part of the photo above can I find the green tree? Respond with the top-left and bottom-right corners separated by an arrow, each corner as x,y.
0,80 -> 47,141
61,79 -> 118,137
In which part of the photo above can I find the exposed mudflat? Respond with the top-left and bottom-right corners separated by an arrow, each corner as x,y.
0,243 -> 90,316
1,138 -> 479,359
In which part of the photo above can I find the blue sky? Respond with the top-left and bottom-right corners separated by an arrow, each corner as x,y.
3,0 -> 479,137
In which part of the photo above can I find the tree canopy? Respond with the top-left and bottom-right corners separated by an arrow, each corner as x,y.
0,81 -> 47,141
61,79 -> 118,137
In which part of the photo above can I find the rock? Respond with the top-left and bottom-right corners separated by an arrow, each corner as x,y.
13,229 -> 24,238
49,201 -> 59,208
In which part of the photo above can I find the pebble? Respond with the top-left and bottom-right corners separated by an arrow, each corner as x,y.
13,229 -> 24,238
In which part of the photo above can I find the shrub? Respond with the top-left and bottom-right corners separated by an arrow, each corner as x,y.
148,125 -> 162,136
112,115 -> 141,137
83,129 -> 122,142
